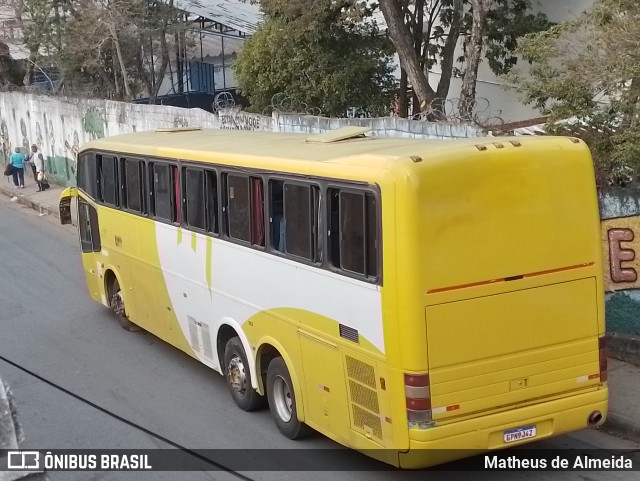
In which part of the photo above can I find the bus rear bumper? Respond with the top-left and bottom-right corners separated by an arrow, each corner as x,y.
398,387 -> 608,469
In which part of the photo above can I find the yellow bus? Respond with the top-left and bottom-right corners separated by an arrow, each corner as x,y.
59,126 -> 607,468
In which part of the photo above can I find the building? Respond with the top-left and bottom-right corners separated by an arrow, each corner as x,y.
425,0 -> 596,123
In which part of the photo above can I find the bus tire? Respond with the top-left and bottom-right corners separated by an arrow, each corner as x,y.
108,278 -> 139,332
266,357 -> 309,440
223,337 -> 265,411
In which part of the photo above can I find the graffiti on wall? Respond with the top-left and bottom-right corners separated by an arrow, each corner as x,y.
603,216 -> 640,292
20,118 -> 29,152
601,208 -> 640,336
83,107 -> 106,139
217,108 -> 265,131
0,120 -> 10,162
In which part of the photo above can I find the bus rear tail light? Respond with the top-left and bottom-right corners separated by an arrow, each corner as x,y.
599,336 -> 608,382
405,373 -> 433,429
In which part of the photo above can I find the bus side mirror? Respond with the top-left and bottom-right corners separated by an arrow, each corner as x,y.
59,187 -> 78,225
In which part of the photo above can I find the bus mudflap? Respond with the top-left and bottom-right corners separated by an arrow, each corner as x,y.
59,187 -> 78,225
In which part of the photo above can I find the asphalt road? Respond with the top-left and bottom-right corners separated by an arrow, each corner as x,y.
0,195 -> 639,481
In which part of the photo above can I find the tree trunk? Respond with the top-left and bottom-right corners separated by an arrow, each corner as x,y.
436,0 -> 464,100
112,46 -> 121,98
151,29 -> 171,102
110,25 -> 132,99
459,0 -> 494,120
380,0 -> 435,113
398,69 -> 408,118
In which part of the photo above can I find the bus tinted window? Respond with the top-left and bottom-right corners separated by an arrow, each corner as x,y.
206,170 -> 219,234
227,175 -> 251,242
226,175 -> 265,246
77,153 -> 98,199
124,159 -> 143,213
329,189 -> 378,278
152,163 -> 173,221
250,178 -> 265,247
185,168 -> 205,230
99,155 -> 118,206
270,180 -> 317,260
285,184 -> 313,260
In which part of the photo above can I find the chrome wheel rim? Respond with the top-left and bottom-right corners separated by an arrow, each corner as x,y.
112,291 -> 125,317
273,375 -> 293,422
227,355 -> 247,395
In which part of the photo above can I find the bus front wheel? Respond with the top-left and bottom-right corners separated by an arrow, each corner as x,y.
266,357 -> 309,439
223,337 -> 265,411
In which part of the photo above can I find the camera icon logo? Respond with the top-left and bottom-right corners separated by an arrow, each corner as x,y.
7,451 -> 40,470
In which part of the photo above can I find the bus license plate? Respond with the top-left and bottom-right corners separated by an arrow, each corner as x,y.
503,425 -> 536,443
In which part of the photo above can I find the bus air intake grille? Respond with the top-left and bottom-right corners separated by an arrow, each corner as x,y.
349,380 -> 380,413
188,316 -> 200,353
339,324 -> 359,343
352,405 -> 383,440
345,356 -> 376,388
201,322 -> 213,360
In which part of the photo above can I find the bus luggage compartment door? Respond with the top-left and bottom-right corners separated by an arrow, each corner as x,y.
425,277 -> 600,420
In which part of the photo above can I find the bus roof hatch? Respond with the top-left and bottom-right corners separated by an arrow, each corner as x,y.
306,126 -> 372,143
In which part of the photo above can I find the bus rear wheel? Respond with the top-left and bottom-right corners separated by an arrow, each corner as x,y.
266,357 -> 309,439
223,337 -> 265,411
108,278 -> 139,332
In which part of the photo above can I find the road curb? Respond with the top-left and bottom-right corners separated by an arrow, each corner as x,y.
0,184 -> 59,219
607,332 -> 640,367
602,411 -> 640,443
0,377 -> 21,481
0,380 -> 42,481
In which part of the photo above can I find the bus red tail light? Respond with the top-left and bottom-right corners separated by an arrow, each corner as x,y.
405,373 -> 433,429
599,336 -> 608,382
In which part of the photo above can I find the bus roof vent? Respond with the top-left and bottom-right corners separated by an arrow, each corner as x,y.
155,127 -> 202,133
306,126 -> 371,143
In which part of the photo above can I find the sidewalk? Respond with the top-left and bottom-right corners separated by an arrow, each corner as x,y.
603,358 -> 640,441
0,174 -> 66,222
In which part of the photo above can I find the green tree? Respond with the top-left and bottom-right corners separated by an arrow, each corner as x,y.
233,1 -> 396,117
11,0 -> 187,100
509,0 -> 640,186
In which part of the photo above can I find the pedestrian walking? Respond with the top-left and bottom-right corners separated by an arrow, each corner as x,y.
29,144 -> 47,191
9,147 -> 25,188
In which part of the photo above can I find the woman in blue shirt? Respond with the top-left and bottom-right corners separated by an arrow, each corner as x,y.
9,147 -> 25,188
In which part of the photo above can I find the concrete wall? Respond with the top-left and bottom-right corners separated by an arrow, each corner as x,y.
0,92 -> 482,186
0,92 -> 220,185
600,187 -> 640,336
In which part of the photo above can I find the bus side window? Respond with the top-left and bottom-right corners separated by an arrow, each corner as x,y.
284,183 -> 314,260
328,188 -> 378,279
226,174 -> 251,242
151,163 -> 173,221
226,174 -> 265,247
270,180 -> 285,252
122,158 -> 144,213
269,180 -> 318,261
77,153 -> 98,200
206,170 -> 219,234
250,177 -> 265,247
98,155 -> 119,207
185,167 -> 205,230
